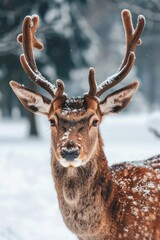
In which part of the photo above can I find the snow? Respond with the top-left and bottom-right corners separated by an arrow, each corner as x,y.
0,114 -> 160,240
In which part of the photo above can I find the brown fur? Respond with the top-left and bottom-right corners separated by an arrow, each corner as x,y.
10,80 -> 160,239
49,96 -> 160,240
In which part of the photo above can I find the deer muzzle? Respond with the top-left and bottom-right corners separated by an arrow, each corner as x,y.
60,147 -> 80,161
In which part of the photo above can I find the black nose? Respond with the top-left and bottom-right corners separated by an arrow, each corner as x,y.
61,148 -> 80,161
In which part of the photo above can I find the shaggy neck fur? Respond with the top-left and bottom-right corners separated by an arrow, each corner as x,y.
51,134 -> 120,240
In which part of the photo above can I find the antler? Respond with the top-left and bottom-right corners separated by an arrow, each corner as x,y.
88,9 -> 145,98
88,67 -> 97,97
17,15 -> 65,98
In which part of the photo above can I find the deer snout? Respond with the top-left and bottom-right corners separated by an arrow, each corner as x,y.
60,147 -> 80,161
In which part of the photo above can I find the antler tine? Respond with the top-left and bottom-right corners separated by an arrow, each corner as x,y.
55,79 -> 65,97
88,67 -> 97,97
96,9 -> 145,98
17,15 -> 44,71
119,9 -> 145,70
17,15 -> 65,98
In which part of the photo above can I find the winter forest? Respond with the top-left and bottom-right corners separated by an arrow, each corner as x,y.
0,0 -> 160,240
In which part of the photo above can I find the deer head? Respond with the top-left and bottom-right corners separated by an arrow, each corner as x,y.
10,10 -> 145,168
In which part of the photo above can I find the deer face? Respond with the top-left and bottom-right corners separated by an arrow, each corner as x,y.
48,96 -> 101,167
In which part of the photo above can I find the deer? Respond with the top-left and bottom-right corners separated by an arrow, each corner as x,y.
10,9 -> 160,240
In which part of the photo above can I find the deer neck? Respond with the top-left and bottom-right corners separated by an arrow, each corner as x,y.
51,135 -> 119,238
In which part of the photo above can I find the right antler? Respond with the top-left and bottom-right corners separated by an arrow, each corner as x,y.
88,9 -> 145,98
17,15 -> 65,98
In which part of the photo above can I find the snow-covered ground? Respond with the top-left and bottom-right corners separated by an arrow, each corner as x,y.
0,114 -> 160,240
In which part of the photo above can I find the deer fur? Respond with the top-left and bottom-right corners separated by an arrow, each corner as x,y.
49,96 -> 160,240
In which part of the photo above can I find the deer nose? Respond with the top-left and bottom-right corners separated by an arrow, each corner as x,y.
60,147 -> 80,161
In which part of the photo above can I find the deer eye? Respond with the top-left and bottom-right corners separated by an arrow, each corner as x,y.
50,119 -> 56,127
92,119 -> 99,127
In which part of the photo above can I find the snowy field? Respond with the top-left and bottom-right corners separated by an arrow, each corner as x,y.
0,114 -> 160,240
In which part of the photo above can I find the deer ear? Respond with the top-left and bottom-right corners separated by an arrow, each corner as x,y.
10,81 -> 51,115
99,81 -> 139,115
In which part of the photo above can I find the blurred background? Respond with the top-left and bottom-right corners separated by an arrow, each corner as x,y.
0,1 -> 160,240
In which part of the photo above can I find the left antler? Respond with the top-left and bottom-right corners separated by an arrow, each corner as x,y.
88,9 -> 145,98
17,15 -> 65,98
